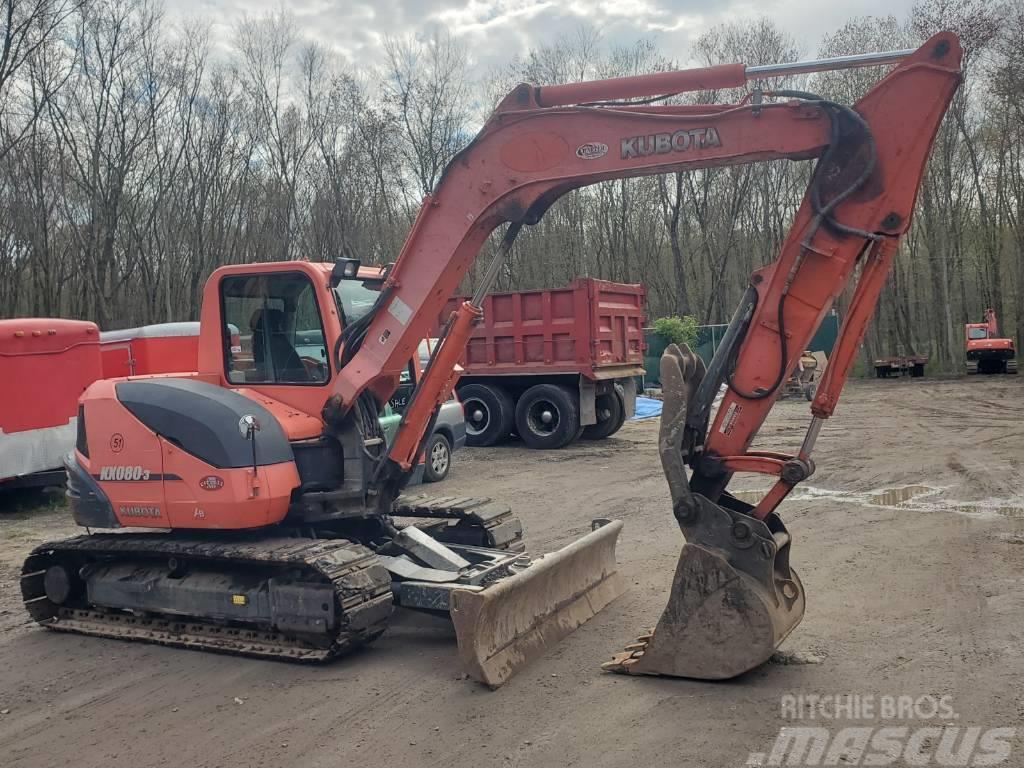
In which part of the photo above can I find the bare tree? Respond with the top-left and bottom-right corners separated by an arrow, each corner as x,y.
0,0 -> 80,161
383,29 -> 471,196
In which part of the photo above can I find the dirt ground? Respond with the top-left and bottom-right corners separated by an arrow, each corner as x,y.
1,376 -> 1022,768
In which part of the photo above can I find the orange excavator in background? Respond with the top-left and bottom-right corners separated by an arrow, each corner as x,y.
21,33 -> 961,687
965,309 -> 1017,375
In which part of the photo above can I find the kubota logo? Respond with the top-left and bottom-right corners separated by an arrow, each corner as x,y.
119,505 -> 161,518
199,475 -> 224,491
620,126 -> 722,159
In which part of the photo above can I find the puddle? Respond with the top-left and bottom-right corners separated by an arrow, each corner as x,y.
867,485 -> 936,507
961,505 -> 1024,519
728,485 -> 942,509
721,484 -> 1024,520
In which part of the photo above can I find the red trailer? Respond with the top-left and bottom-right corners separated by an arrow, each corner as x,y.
439,278 -> 646,449
0,319 -> 103,487
100,322 -> 202,377
2,320 -> 209,489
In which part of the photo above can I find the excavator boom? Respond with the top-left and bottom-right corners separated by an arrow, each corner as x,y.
331,35 -> 961,498
330,31 -> 960,681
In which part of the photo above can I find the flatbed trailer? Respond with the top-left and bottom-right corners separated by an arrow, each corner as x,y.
874,355 -> 927,378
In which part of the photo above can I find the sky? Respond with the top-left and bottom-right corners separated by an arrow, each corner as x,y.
169,0 -> 920,72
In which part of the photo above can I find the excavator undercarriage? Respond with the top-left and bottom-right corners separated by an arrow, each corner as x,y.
24,491 -> 623,686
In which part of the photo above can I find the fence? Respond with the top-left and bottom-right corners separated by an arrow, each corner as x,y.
642,310 -> 840,386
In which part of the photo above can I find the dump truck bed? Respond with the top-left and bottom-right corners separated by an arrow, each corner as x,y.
441,278 -> 646,380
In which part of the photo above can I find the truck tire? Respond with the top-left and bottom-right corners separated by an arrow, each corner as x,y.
515,384 -> 580,450
582,390 -> 625,440
459,383 -> 514,447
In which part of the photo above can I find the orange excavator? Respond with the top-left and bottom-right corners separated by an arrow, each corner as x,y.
21,33 -> 961,687
965,309 -> 1017,375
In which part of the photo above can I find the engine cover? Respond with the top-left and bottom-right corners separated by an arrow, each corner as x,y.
71,377 -> 302,530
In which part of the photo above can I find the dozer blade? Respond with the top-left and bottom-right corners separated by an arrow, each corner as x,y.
603,343 -> 805,680
450,519 -> 625,688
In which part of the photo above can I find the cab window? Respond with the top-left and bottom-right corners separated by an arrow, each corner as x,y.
334,279 -> 380,326
967,327 -> 988,340
221,272 -> 329,385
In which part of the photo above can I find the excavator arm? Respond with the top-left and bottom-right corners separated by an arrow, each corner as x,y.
325,33 -> 959,682
328,33 -> 961,509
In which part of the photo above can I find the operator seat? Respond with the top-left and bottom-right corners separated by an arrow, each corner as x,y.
250,308 -> 310,383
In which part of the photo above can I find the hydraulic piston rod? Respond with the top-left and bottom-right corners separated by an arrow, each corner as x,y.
535,48 -> 915,107
746,49 -> 915,78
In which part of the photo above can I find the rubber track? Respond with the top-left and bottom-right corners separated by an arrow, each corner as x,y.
20,534 -> 394,661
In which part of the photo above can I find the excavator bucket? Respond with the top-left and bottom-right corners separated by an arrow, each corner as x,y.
451,519 -> 625,688
603,344 -> 805,679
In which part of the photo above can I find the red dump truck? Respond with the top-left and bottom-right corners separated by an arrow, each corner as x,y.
439,278 -> 646,449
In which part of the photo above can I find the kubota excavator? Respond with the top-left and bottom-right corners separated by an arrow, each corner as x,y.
21,33 -> 961,687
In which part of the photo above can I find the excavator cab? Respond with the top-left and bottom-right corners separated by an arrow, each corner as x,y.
225,277 -> 327,385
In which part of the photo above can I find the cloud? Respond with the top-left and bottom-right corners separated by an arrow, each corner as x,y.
167,0 -> 918,74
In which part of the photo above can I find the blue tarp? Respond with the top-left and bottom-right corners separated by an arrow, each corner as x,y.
632,396 -> 663,420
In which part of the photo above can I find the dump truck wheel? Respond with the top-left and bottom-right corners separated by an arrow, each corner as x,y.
459,383 -> 514,447
515,384 -> 580,449
582,390 -> 625,440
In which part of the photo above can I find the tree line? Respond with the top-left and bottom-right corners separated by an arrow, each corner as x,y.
0,0 -> 1021,371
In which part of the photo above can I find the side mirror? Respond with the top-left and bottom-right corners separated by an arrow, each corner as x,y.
238,414 -> 261,474
238,414 -> 261,439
